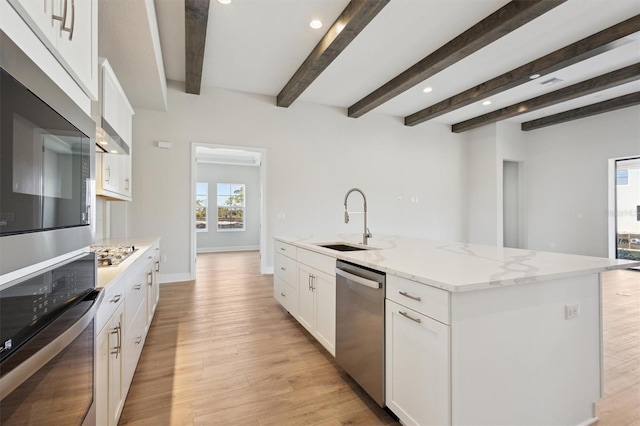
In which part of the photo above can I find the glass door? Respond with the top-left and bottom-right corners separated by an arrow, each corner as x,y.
615,157 -> 640,261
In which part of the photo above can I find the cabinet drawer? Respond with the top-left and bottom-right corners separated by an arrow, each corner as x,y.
125,269 -> 147,328
275,240 -> 296,260
297,248 -> 335,276
97,276 -> 125,333
387,275 -> 450,325
274,276 -> 298,315
275,253 -> 297,284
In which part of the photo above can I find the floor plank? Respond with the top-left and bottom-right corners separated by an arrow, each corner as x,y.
119,252 -> 639,425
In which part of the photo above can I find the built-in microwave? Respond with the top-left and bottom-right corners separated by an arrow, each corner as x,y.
0,67 -> 91,236
0,33 -> 95,277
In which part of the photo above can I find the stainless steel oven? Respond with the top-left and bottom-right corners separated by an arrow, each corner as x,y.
0,32 -> 95,277
0,252 -> 101,426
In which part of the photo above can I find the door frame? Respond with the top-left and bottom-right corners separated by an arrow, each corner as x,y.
607,155 -> 640,260
189,142 -> 268,277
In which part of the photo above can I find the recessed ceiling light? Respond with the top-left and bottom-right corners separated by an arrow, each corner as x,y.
529,74 -> 541,79
110,150 -> 118,154
423,86 -> 433,93
218,0 -> 231,4
482,100 -> 492,106
310,19 -> 323,29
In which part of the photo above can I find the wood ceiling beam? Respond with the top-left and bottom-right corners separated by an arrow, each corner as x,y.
185,0 -> 210,95
347,0 -> 567,118
521,91 -> 640,131
405,14 -> 640,126
451,63 -> 640,133
277,0 -> 390,108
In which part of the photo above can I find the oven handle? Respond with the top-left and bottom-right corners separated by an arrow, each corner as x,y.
0,289 -> 103,400
336,268 -> 381,289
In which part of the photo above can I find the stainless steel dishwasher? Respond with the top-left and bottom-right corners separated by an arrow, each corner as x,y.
335,260 -> 386,407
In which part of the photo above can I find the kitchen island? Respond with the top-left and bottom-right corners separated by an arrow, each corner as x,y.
274,234 -> 639,426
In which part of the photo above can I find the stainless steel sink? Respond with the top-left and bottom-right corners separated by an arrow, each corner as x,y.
316,243 -> 376,252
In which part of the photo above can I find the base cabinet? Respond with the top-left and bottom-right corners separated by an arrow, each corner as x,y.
385,299 -> 450,426
95,240 -> 160,426
297,263 -> 335,355
96,301 -> 125,426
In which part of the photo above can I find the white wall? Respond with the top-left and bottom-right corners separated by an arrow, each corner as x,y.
466,122 -> 527,247
127,83 -> 468,279
196,163 -> 260,252
525,106 -> 640,257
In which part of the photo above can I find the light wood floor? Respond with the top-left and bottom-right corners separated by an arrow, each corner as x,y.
119,252 -> 639,425
119,252 -> 397,426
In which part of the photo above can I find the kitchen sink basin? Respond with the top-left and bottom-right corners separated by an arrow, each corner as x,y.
316,243 -> 374,252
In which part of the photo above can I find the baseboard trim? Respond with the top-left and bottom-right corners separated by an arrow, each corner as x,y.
158,272 -> 193,284
197,245 -> 260,254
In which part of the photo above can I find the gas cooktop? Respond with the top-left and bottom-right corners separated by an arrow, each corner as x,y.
90,245 -> 137,267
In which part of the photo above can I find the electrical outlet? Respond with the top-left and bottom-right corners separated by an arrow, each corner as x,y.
565,304 -> 580,320
161,255 -> 167,263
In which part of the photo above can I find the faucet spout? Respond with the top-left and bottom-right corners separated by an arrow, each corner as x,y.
344,188 -> 371,245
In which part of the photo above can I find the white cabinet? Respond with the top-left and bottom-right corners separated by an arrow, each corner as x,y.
272,241 -> 336,355
274,250 -> 298,316
97,152 -> 132,200
385,296 -> 450,426
95,240 -> 161,426
96,295 -> 125,426
7,0 -> 98,99
296,253 -> 336,356
96,59 -> 134,201
147,245 -> 161,327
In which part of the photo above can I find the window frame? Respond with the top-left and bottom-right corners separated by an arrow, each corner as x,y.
217,183 -> 246,232
195,182 -> 208,232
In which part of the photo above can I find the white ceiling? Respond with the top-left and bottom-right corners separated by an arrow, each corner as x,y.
100,0 -> 640,127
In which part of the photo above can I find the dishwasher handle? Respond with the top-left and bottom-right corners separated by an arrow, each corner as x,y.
336,268 -> 381,289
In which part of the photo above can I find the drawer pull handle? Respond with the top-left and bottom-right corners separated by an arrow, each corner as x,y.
135,336 -> 142,344
110,294 -> 122,303
280,247 -> 286,251
399,291 -> 421,302
399,311 -> 421,324
280,292 -> 286,297
280,267 -> 286,271
134,284 -> 142,290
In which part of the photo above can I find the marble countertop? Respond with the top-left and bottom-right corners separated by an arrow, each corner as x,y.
94,237 -> 160,288
275,234 -> 639,292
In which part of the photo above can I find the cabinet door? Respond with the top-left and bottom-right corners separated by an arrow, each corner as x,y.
7,0 -> 56,49
98,152 -> 119,193
95,320 -> 109,426
54,0 -> 97,97
145,261 -> 156,326
385,300 -> 450,426
297,265 -> 315,334
313,269 -> 335,356
108,303 -> 125,426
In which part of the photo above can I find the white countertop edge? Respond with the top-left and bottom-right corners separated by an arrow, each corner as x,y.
274,235 -> 640,293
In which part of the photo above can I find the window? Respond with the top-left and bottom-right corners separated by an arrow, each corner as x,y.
217,183 -> 245,231
616,169 -> 628,185
196,182 -> 208,232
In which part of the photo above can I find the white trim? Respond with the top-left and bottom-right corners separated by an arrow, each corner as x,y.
158,272 -> 193,284
197,245 -> 259,253
576,417 -> 598,426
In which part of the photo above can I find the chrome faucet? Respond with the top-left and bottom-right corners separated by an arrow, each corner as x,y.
344,188 -> 372,245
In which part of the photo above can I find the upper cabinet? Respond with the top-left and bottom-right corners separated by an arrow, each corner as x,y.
95,59 -> 135,201
7,0 -> 98,101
